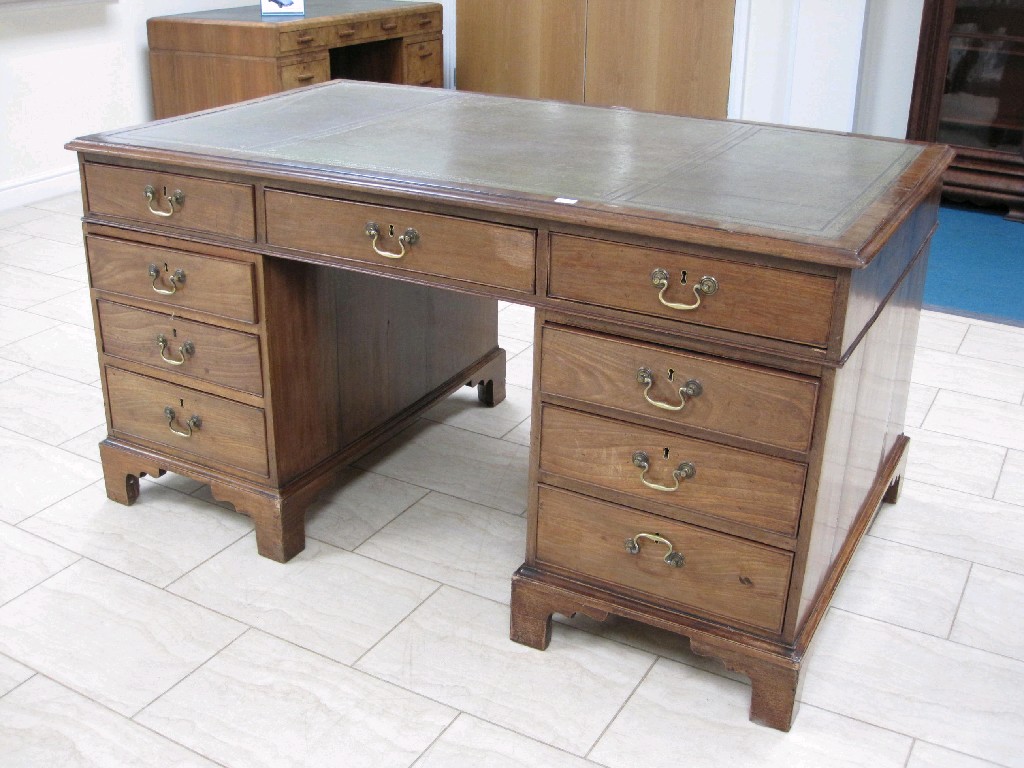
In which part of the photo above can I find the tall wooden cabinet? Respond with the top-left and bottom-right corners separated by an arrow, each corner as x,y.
456,0 -> 735,119
908,0 -> 1024,220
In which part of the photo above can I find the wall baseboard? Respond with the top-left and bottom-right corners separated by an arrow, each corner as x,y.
0,168 -> 81,213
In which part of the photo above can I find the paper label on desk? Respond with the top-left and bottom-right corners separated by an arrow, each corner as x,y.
554,198 -> 578,205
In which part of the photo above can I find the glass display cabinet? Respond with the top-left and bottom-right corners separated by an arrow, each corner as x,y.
908,0 -> 1024,220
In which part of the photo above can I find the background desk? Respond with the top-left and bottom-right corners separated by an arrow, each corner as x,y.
148,0 -> 443,118
68,81 -> 951,731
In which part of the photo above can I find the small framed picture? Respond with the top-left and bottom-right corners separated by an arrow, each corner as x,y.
261,0 -> 304,15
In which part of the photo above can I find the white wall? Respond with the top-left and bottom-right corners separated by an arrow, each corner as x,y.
0,0 -> 244,210
0,0 -> 924,212
729,0 -> 923,138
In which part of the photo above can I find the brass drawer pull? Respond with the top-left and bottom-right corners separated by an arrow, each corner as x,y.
143,185 -> 184,218
650,268 -> 718,311
164,406 -> 201,438
156,334 -> 195,366
636,367 -> 702,411
148,264 -> 186,295
624,532 -> 685,568
632,450 -> 696,493
365,222 -> 420,259
337,26 -> 357,37
296,35 -> 315,44
295,73 -> 316,83
380,20 -> 398,31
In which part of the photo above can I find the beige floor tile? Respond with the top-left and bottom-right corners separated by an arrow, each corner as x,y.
29,193 -> 84,216
959,323 -> 1024,369
9,212 -> 85,246
502,416 -> 532,447
923,390 -> 1024,451
0,304 -> 60,346
498,303 -> 536,343
506,346 -> 534,390
0,523 -> 78,604
417,715 -> 600,768
0,229 -> 30,248
137,630 -> 456,768
357,420 -> 530,515
0,654 -> 32,696
0,426 -> 101,525
0,369 -> 105,445
19,481 -> 252,588
0,676 -> 219,768
0,323 -> 100,384
356,491 -> 526,604
904,426 -> 1005,497
51,259 -> 89,284
301,466 -> 428,550
423,382 -> 533,438
58,423 -> 106,462
916,311 -> 969,353
906,382 -> 939,428
0,264 -> 81,311
872,480 -> 1024,574
911,346 -> 1024,404
0,236 -> 84,274
801,609 -> 1024,767
950,565 -> 1024,662
908,741 -> 1008,768
0,207 -> 49,230
498,334 -> 531,357
168,535 -> 438,664
995,449 -> 1024,506
831,535 -> 970,637
590,657 -> 912,768
27,285 -> 94,328
356,587 -> 656,755
0,357 -> 29,383
0,559 -> 245,716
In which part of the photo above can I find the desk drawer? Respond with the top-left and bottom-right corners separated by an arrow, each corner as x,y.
329,20 -> 369,45
280,56 -> 330,90
400,10 -> 441,36
84,163 -> 255,241
540,325 -> 817,453
548,234 -> 835,346
106,367 -> 269,477
278,27 -> 328,54
536,486 -> 792,633
539,406 -> 805,537
265,190 -> 536,293
88,237 -> 257,324
404,39 -> 442,87
97,301 -> 263,396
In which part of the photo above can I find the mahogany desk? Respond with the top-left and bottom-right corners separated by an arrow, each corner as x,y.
67,81 -> 952,731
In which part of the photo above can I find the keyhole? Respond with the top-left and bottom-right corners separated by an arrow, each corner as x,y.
679,270 -> 687,285
667,368 -> 675,381
162,186 -> 168,198
163,262 -> 169,272
388,224 -> 395,237
663,447 -> 670,459
179,398 -> 184,407
172,328 -> 178,338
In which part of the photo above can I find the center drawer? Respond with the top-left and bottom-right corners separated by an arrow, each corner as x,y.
536,486 -> 792,633
264,190 -> 536,293
106,367 -> 269,477
539,406 -> 805,537
540,324 -> 818,453
96,301 -> 263,396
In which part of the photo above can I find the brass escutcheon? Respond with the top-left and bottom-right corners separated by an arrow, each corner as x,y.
631,450 -> 696,493
365,221 -> 420,259
636,367 -> 703,411
164,406 -> 201,438
624,532 -> 685,567
144,185 -> 184,217
650,268 -> 718,311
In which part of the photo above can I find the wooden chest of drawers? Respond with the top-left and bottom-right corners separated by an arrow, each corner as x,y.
147,0 -> 444,119
68,81 -> 952,732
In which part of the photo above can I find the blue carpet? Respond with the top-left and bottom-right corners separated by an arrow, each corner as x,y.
924,205 -> 1024,325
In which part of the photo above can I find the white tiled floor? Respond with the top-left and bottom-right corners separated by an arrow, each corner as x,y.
1,194 -> 1022,767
